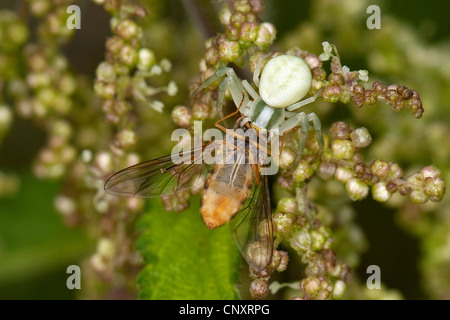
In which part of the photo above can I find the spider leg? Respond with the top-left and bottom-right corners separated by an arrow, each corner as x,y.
193,67 -> 250,119
279,112 -> 309,162
279,112 -> 323,162
216,68 -> 250,110
307,112 -> 324,161
286,89 -> 322,112
253,52 -> 274,88
241,80 -> 262,117
192,67 -> 231,98
241,80 -> 259,100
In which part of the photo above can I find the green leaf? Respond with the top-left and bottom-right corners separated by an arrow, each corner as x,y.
0,171 -> 88,299
137,198 -> 242,300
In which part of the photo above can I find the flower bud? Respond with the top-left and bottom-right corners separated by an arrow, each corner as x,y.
305,257 -> 327,277
370,159 -> 391,179
300,276 -> 321,296
421,166 -> 441,180
116,19 -> 139,40
410,190 -> 428,204
334,166 -> 353,182
311,67 -> 326,81
119,45 -> 138,66
97,238 -> 115,259
218,40 -> 240,62
95,151 -> 112,174
234,0 -> 252,13
363,90 -> 376,105
332,140 -> 354,160
317,161 -> 336,180
225,25 -> 240,41
96,62 -> 116,83
192,102 -> 210,120
373,81 -> 387,95
240,22 -> 258,42
106,36 -> 124,55
333,280 -> 346,299
350,127 -> 372,148
250,0 -> 263,14
424,177 -> 445,202
167,81 -> 178,96
372,182 -> 391,202
328,73 -> 344,86
255,22 -> 276,48
388,162 -> 403,179
276,197 -> 297,214
116,129 -> 137,149
304,54 -> 321,69
250,279 -> 269,299
219,5 -> 232,25
279,149 -> 295,169
205,46 -> 219,66
339,90 -> 352,103
160,59 -> 172,72
293,160 -> 314,182
346,178 -> 369,201
137,48 -> 155,70
272,212 -> 295,238
94,81 -> 115,99
29,0 -> 51,17
277,251 -> 289,272
311,227 -> 331,251
171,105 -> 192,128
322,86 -> 341,103
330,121 -> 351,140
290,230 -> 311,253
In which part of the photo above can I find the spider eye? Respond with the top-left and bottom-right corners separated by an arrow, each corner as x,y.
259,55 -> 312,108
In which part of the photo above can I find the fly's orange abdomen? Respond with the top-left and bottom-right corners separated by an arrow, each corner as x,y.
201,163 -> 252,229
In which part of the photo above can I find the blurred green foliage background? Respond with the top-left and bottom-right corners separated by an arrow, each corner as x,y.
0,0 -> 449,299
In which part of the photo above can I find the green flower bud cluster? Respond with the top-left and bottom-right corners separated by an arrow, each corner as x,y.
94,2 -> 177,125
16,47 -> 77,180
21,46 -> 76,119
221,0 -> 274,51
0,11 -> 29,53
27,0 -> 76,42
77,1 -> 176,295
0,3 -> 83,181
315,121 -> 446,204
92,1 -> 179,226
259,195 -> 350,300
292,42 -> 425,118
356,81 -> 424,119
272,119 -> 445,299
33,120 -> 76,179
275,0 -> 450,300
0,11 -> 29,145
191,0 -> 275,123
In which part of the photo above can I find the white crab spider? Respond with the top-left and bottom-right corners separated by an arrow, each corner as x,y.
193,54 -> 324,161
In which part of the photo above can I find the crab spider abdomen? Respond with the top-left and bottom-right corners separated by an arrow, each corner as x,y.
259,55 -> 312,108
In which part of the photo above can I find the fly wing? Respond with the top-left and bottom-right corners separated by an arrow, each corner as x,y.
229,174 -> 273,271
104,142 -> 219,198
